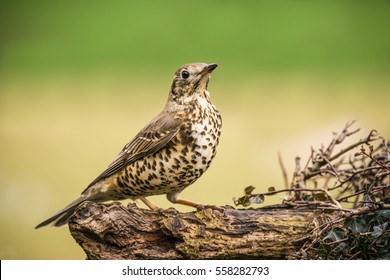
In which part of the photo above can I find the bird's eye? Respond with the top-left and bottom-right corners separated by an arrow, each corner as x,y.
181,70 -> 190,79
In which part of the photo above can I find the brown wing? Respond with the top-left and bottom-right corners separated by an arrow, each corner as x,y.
83,110 -> 182,191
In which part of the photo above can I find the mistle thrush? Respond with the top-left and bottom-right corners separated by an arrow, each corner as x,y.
36,62 -> 222,228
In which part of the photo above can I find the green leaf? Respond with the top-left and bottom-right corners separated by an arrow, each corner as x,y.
371,222 -> 388,238
362,193 -> 376,207
335,242 -> 347,253
250,194 -> 265,205
323,228 -> 345,242
233,193 -> 265,207
302,193 -> 313,202
314,192 -> 328,201
233,196 -> 251,207
344,216 -> 368,234
378,210 -> 390,219
244,185 -> 255,195
268,186 -> 276,192
377,253 -> 390,260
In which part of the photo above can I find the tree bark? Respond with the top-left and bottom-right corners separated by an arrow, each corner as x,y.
69,201 -> 327,259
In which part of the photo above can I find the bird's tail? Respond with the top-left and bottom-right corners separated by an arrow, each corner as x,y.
35,196 -> 87,229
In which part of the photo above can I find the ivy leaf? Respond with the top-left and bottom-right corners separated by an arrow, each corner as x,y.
281,194 -> 294,202
361,193 -> 376,208
268,186 -> 276,192
335,242 -> 347,254
233,186 -> 259,207
344,216 -> 368,234
314,192 -> 328,201
249,194 -> 265,205
371,226 -> 383,238
233,196 -> 251,207
233,193 -> 265,207
378,210 -> 390,219
323,228 -> 345,242
371,222 -> 388,238
244,185 -> 255,195
302,193 -> 313,202
377,253 -> 390,260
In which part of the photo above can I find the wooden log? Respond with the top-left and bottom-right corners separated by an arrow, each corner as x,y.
69,201 -> 323,260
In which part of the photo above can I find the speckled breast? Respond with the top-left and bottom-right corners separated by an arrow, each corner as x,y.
119,100 -> 222,198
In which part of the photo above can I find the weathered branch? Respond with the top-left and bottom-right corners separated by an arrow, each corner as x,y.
69,201 -> 325,260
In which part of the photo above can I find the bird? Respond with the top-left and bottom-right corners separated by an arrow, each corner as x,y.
35,62 -> 222,228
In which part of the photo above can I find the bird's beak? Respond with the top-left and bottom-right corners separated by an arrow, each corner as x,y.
201,63 -> 218,75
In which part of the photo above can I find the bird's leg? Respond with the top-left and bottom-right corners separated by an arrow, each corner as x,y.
139,196 -> 160,211
167,192 -> 226,212
166,191 -> 203,209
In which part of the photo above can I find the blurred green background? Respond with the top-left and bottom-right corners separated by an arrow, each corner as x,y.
1,0 -> 389,259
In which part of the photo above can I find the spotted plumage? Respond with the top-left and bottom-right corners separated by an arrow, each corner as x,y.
36,63 -> 222,228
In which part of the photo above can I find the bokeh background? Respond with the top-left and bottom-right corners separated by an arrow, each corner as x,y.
1,0 -> 389,259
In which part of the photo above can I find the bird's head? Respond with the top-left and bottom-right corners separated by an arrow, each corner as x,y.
169,63 -> 218,105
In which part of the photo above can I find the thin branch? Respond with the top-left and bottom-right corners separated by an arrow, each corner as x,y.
328,130 -> 378,162
277,151 -> 289,189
